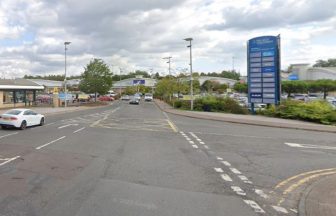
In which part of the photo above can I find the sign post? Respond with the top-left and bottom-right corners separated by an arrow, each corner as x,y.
247,35 -> 281,113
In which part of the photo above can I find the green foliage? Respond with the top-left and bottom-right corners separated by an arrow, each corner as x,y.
233,82 -> 248,93
155,78 -> 178,99
313,58 -> 336,67
281,80 -> 308,96
111,70 -> 151,81
79,59 -> 113,95
124,86 -> 137,95
206,70 -> 241,80
311,79 -> 336,99
261,100 -> 336,125
201,80 -> 228,93
192,96 -> 248,114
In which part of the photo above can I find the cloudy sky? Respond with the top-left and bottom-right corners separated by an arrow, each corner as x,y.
0,0 -> 335,78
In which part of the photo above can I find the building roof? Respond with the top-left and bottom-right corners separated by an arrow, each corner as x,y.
112,77 -> 157,88
0,79 -> 44,90
28,79 -> 63,87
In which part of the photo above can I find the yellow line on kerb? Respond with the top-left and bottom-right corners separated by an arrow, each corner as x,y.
274,168 -> 336,189
167,120 -> 178,133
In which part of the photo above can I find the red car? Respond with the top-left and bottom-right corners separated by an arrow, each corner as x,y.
98,96 -> 114,101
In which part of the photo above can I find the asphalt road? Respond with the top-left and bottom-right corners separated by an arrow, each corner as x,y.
0,100 -> 335,216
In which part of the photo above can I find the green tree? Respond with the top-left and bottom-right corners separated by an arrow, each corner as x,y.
79,58 -> 113,101
313,58 -> 336,67
233,82 -> 248,93
312,79 -> 336,99
155,78 -> 178,100
281,80 -> 308,97
124,86 -> 137,95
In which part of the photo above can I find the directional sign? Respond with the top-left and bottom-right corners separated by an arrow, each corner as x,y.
247,36 -> 281,105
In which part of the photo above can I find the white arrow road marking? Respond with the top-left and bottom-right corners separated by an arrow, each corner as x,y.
285,142 -> 336,150
58,124 -> 79,129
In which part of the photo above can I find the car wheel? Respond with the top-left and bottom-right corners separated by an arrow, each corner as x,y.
40,117 -> 45,126
20,121 -> 27,130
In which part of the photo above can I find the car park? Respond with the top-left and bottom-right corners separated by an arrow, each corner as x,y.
0,109 -> 45,130
144,93 -> 153,102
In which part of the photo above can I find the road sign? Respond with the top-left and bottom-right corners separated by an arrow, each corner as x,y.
247,36 -> 281,105
58,93 -> 73,101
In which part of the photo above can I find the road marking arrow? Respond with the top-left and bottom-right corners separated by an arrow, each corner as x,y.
285,142 -> 336,150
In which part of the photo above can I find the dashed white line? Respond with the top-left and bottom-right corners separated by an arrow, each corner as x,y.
290,209 -> 298,213
254,189 -> 269,199
221,161 -> 231,167
243,200 -> 265,213
272,206 -> 288,214
0,156 -> 20,167
214,167 -> 224,173
192,145 -> 198,149
58,124 -> 79,129
220,174 -> 233,182
0,132 -> 18,139
189,141 -> 195,144
45,122 -> 55,126
73,127 -> 85,134
230,167 -> 242,175
231,186 -> 246,196
216,157 -> 223,161
200,141 -> 205,145
204,145 -> 209,149
35,136 -> 66,150
238,175 -> 253,184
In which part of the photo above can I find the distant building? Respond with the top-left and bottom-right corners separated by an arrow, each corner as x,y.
29,79 -> 81,93
111,76 -> 157,93
288,64 -> 336,80
197,76 -> 237,87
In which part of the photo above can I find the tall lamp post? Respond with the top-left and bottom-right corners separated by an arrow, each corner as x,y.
184,38 -> 193,110
163,56 -> 172,76
64,41 -> 71,107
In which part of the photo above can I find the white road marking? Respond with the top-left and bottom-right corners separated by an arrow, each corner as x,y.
243,200 -> 265,213
186,137 -> 191,141
58,124 -> 79,129
290,209 -> 298,213
254,189 -> 269,199
230,167 -> 242,174
45,122 -> 55,126
189,132 -> 198,138
189,141 -> 195,144
192,145 -> 198,149
0,132 -> 18,139
221,161 -> 231,166
36,136 -> 66,150
285,142 -> 336,150
200,141 -> 205,145
196,138 -> 202,142
272,206 -> 288,214
216,157 -> 223,160
0,156 -> 20,167
220,174 -> 232,182
231,186 -> 246,196
214,168 -> 224,173
204,145 -> 209,149
73,127 -> 85,134
238,175 -> 253,184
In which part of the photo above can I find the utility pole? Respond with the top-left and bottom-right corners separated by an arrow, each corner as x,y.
184,38 -> 193,110
64,41 -> 71,108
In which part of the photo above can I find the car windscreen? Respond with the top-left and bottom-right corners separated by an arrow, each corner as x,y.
4,110 -> 22,115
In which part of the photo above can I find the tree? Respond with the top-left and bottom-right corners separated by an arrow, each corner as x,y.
124,86 -> 137,95
311,79 -> 336,99
79,58 -> 113,101
281,80 -> 308,97
155,78 -> 178,100
313,58 -> 336,67
233,82 -> 248,93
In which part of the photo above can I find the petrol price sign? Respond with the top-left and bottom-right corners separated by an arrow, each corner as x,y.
247,35 -> 281,106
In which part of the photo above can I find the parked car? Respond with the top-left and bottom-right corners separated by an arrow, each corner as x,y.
134,93 -> 141,100
307,93 -> 322,101
144,93 -> 153,102
129,96 -> 140,105
0,109 -> 45,130
99,96 -> 114,101
121,95 -> 130,101
292,94 -> 307,101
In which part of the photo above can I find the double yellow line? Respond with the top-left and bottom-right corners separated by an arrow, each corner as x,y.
274,168 -> 336,205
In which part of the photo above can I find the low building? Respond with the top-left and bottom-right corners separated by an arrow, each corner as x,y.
288,64 -> 336,80
29,79 -> 63,93
0,79 -> 44,108
112,76 -> 157,93
181,76 -> 237,87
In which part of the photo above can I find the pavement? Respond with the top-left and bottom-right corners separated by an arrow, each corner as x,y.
0,99 -> 335,215
154,99 -> 336,133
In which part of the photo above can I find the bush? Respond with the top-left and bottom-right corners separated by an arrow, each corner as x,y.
192,96 -> 248,114
260,100 -> 336,125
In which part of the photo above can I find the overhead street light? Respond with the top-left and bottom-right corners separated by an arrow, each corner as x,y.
184,37 -> 193,110
162,56 -> 172,76
64,41 -> 71,108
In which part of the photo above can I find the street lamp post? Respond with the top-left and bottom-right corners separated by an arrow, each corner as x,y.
163,57 -> 172,76
119,67 -> 122,96
64,41 -> 71,108
184,38 -> 193,110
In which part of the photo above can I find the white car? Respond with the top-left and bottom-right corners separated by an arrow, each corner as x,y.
144,93 -> 153,101
0,109 -> 45,130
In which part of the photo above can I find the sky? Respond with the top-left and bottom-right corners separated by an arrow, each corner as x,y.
0,0 -> 335,78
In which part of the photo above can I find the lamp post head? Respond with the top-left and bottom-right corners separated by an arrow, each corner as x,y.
64,41 -> 71,45
184,38 -> 193,41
